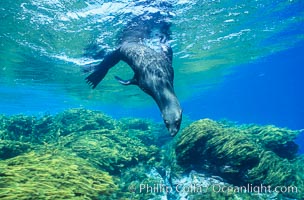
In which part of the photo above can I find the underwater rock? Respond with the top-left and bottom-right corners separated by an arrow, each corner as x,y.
175,119 -> 261,183
0,109 -> 117,145
32,115 -> 59,144
0,115 -> 8,131
59,129 -> 160,174
0,109 -> 162,198
54,108 -> 116,136
120,118 -> 151,131
119,118 -> 168,146
119,166 -> 281,200
170,170 -> 284,200
240,124 -> 299,159
175,119 -> 304,199
117,165 -> 168,199
4,115 -> 35,142
0,151 -> 117,200
0,114 -> 59,144
0,109 -> 161,174
2,109 -> 302,199
0,140 -> 32,159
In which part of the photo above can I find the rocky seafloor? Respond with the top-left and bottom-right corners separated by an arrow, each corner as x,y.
0,108 -> 303,200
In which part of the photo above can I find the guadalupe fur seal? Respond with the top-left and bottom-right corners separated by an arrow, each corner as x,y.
85,12 -> 182,136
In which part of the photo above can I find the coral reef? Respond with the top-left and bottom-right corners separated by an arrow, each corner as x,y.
0,151 -> 117,200
175,119 -> 303,199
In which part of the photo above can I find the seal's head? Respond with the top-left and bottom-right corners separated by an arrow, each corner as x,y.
162,108 -> 182,136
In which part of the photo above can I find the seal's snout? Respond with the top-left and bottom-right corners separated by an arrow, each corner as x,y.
169,127 -> 179,137
164,110 -> 182,137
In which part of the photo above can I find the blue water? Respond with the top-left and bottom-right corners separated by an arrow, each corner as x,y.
109,42 -> 304,152
0,0 -> 303,150
88,42 -> 304,152
184,43 -> 304,130
183,42 -> 304,153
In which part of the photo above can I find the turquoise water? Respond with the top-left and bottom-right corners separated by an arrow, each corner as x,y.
1,0 -> 303,119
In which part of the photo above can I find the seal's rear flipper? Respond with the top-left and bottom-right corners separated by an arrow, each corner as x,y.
114,76 -> 137,85
85,50 -> 121,89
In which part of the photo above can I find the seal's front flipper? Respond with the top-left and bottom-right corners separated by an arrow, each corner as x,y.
85,50 -> 121,89
114,76 -> 137,85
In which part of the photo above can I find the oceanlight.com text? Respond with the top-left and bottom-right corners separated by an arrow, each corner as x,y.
135,183 -> 298,194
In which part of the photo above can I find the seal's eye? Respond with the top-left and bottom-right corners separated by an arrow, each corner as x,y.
164,120 -> 169,128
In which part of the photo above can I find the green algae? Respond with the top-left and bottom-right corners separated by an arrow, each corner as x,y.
53,109 -> 161,173
0,109 -> 161,174
116,164 -> 166,200
0,114 -> 59,144
1,109 -> 303,199
175,119 -> 303,199
54,109 -> 116,136
0,108 -> 164,199
59,129 -> 160,173
119,117 -> 169,147
0,151 -> 117,200
0,140 -> 32,159
240,124 -> 300,159
4,115 -> 35,141
0,109 -> 117,144
120,118 -> 152,131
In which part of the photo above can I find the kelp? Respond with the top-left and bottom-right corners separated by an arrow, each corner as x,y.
175,119 -> 303,199
0,151 -> 117,200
